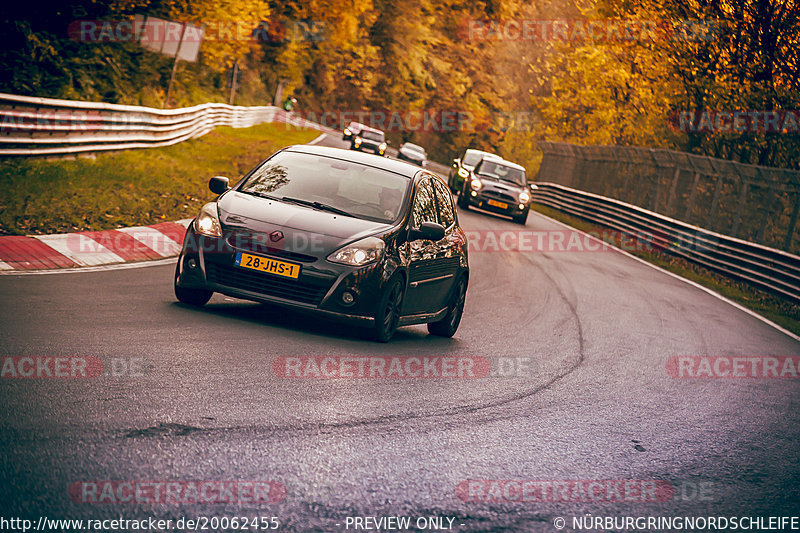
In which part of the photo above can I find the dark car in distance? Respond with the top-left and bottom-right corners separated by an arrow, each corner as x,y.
350,126 -> 387,156
342,121 -> 364,142
174,145 -> 469,342
397,142 -> 427,167
457,157 -> 531,225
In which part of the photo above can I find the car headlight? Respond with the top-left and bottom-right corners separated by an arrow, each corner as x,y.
457,168 -> 469,178
328,237 -> 385,266
354,137 -> 362,145
194,203 -> 222,237
470,178 -> 483,190
379,142 -> 387,151
519,191 -> 531,203
344,128 -> 351,136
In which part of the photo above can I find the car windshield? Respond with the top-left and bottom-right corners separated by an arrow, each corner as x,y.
475,160 -> 527,185
463,151 -> 486,166
361,130 -> 384,142
238,151 -> 410,224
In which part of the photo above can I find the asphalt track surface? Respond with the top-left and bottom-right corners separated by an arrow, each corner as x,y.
1,134 -> 799,532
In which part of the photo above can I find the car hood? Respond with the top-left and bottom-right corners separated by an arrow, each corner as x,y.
217,191 -> 392,254
473,176 -> 524,193
400,148 -> 424,159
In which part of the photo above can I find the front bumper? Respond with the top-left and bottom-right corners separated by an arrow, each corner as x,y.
176,229 -> 392,324
351,142 -> 386,155
464,191 -> 529,215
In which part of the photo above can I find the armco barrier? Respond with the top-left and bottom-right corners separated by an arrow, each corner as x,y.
536,141 -> 800,253
0,92 -> 337,157
532,182 -> 800,304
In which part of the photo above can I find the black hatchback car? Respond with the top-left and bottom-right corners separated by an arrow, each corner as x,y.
174,145 -> 469,342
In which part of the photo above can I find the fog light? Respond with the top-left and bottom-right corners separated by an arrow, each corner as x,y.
341,291 -> 355,305
519,204 -> 525,210
187,258 -> 197,269
470,191 -> 477,197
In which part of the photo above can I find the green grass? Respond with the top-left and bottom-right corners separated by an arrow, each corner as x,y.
533,203 -> 800,336
0,124 -> 319,235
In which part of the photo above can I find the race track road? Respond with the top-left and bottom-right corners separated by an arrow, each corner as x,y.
1,134 -> 798,532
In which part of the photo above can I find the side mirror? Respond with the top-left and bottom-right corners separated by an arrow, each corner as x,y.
209,176 -> 230,195
529,183 -> 539,191
453,159 -> 459,165
410,221 -> 445,242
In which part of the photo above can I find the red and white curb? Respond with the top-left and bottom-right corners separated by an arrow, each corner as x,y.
0,219 -> 192,271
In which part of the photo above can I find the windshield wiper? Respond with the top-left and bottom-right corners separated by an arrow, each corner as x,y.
280,197 -> 354,218
243,190 -> 280,201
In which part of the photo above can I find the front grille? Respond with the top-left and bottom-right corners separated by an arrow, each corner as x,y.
205,262 -> 333,305
226,231 -> 317,263
482,190 -> 517,203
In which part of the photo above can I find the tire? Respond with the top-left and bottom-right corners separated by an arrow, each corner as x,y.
512,210 -> 529,225
369,278 -> 404,342
174,262 -> 212,306
427,277 -> 467,337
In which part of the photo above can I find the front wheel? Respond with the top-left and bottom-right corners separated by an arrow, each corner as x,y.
427,277 -> 467,337
369,278 -> 404,342
512,210 -> 529,225
174,262 -> 212,306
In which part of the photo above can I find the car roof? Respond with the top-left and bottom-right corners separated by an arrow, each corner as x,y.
402,142 -> 425,150
359,125 -> 385,135
284,144 -> 420,178
347,122 -> 365,129
475,154 -> 524,170
493,158 -> 526,171
465,149 -> 496,157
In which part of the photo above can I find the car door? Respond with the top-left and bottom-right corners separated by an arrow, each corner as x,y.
402,177 -> 457,315
430,177 -> 461,301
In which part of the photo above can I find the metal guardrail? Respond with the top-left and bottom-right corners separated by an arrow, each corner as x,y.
0,93 -> 336,157
532,182 -> 800,304
537,141 -> 800,253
